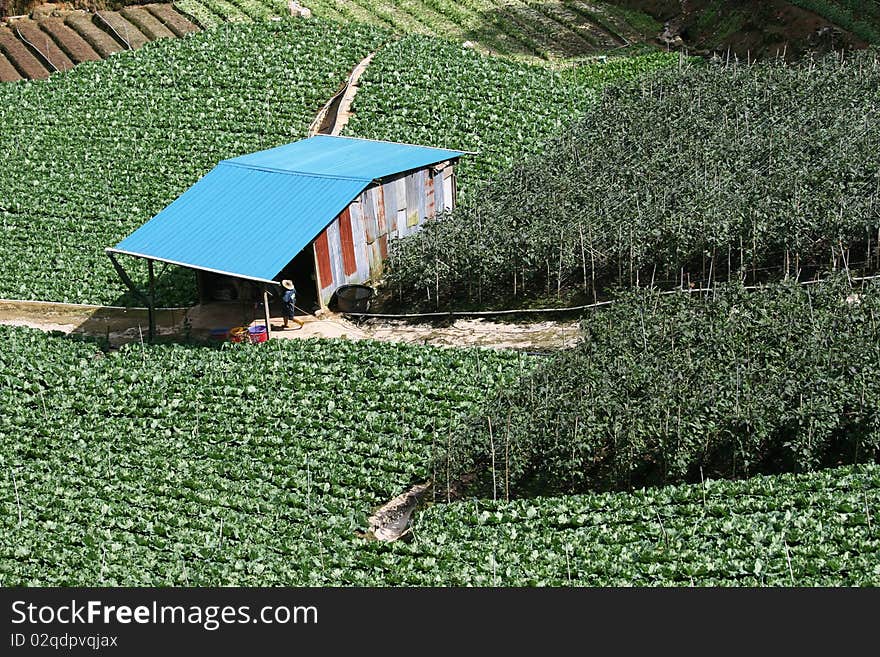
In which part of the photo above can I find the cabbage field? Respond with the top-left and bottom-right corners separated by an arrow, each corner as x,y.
398,464 -> 880,586
1,324 -> 876,585
0,326 -> 527,584
2,8 -> 878,589
0,19 -> 672,307
287,0 -> 661,59
386,50 -> 880,309
175,0 -> 289,26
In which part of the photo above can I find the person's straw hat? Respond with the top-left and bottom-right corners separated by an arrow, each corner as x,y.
281,279 -> 295,290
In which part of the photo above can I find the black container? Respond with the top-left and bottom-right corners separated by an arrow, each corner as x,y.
333,284 -> 375,313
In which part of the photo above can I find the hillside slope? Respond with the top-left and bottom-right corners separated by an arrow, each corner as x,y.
618,0 -> 878,59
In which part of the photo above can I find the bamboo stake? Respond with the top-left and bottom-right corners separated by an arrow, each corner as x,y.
579,224 -> 588,293
488,417 -> 496,502
504,414 -> 510,502
12,469 -> 22,528
784,541 -> 794,585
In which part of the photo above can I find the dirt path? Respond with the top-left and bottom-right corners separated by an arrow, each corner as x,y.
0,298 -> 580,350
309,51 -> 375,136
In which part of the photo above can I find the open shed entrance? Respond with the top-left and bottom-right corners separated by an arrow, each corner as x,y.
275,245 -> 321,313
197,244 -> 322,313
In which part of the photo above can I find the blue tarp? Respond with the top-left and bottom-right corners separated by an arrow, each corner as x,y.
108,135 -> 465,283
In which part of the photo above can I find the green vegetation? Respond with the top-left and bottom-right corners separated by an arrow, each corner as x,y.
399,464 -> 880,586
385,51 -> 880,309
789,0 -> 880,44
0,19 -> 389,306
0,24 -> 675,306
346,36 -> 679,194
298,0 -> 661,59
0,327 -> 527,585
174,0 -> 225,28
175,0 -> 290,24
436,278 -> 880,499
1,325 -> 875,586
691,1 -> 746,45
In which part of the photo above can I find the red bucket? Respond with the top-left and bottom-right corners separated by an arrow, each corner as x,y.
248,325 -> 268,344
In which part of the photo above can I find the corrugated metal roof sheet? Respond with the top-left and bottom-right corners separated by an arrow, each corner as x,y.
108,136 -> 464,282
111,165 -> 367,283
226,135 -> 465,181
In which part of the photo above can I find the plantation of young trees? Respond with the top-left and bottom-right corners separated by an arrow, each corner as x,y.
386,51 -> 880,309
436,277 -> 880,499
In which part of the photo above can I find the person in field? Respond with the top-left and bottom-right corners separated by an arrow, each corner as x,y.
281,279 -> 297,329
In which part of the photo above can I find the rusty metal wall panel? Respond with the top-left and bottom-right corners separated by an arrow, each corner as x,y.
405,172 -> 420,230
395,177 -> 407,239
433,168 -> 444,214
426,173 -> 435,217
443,167 -> 455,212
368,239 -> 383,279
362,187 -> 378,243
325,218 -> 345,292
347,200 -> 368,282
338,207 -> 357,277
417,169 -> 427,225
315,230 -> 333,301
314,164 -> 458,304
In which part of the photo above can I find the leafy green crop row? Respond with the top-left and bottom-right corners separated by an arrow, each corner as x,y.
0,326 -> 527,585
0,19 -> 389,305
174,0 -> 290,25
345,36 -> 679,195
385,50 -> 880,309
298,0 -> 662,59
436,277 -> 880,499
391,464 -> 880,586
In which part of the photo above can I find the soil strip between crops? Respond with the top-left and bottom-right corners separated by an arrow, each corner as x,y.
309,50 -> 375,136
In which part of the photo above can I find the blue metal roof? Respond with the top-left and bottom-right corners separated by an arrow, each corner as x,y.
226,134 -> 465,181
108,136 -> 464,283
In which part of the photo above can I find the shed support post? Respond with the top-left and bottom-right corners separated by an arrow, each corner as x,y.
263,288 -> 271,339
312,243 -> 326,311
106,251 -> 150,306
148,259 -> 156,343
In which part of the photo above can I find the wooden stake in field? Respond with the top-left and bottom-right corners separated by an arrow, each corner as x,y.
488,416 -> 497,502
12,468 -> 22,528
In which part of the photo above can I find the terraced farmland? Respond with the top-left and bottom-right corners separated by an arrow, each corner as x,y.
0,20 -> 673,306
397,464 -> 880,586
437,277 -> 880,499
297,0 -> 662,58
345,36 -> 679,192
0,326 -> 528,585
385,49 -> 880,309
0,1 -> 289,82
